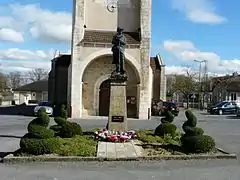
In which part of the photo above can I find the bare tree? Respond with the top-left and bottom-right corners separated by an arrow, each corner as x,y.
27,68 -> 48,82
171,67 -> 197,108
4,72 -> 22,89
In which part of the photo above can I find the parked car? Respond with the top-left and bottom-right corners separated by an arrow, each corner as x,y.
235,104 -> 240,116
208,101 -> 239,115
34,101 -> 53,116
151,100 -> 179,116
161,101 -> 179,116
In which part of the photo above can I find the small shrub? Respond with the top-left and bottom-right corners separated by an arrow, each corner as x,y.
27,125 -> 54,139
155,123 -> 177,137
54,117 -> 67,126
60,104 -> 67,119
59,122 -> 83,138
46,136 -> 97,156
181,135 -> 215,153
136,130 -> 164,143
155,111 -> 177,137
20,138 -> 54,155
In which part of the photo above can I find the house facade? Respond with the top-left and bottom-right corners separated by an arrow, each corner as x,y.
210,73 -> 240,104
14,80 -> 48,105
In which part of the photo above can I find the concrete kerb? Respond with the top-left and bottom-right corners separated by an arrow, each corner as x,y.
2,152 -> 237,164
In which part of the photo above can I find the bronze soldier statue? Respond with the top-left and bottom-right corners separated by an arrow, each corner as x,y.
111,27 -> 127,76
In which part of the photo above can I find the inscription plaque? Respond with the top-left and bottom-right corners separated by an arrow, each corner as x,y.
111,115 -> 124,122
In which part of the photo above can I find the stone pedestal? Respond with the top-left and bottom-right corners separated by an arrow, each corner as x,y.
108,79 -> 128,132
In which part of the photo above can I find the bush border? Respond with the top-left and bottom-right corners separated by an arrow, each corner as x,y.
1,148 -> 236,163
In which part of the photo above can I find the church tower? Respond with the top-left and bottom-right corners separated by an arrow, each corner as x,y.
68,0 -> 152,119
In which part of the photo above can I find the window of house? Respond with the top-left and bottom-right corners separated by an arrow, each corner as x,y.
230,92 -> 237,101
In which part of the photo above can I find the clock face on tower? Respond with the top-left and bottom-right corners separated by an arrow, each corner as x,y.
107,0 -> 118,13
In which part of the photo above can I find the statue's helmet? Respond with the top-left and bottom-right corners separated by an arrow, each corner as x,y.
117,27 -> 124,32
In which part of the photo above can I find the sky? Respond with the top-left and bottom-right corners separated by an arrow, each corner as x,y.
0,0 -> 239,75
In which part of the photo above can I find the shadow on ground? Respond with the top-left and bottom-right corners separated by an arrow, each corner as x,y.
0,135 -> 22,138
226,116 -> 240,119
0,104 -> 35,116
0,152 -> 14,159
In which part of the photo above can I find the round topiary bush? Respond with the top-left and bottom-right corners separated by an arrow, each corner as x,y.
181,135 -> 215,153
20,138 -> 54,155
181,110 -> 215,153
54,117 -> 67,126
59,122 -> 83,138
27,125 -> 55,139
154,123 -> 177,137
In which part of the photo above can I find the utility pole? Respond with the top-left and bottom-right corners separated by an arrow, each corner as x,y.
194,60 -> 207,110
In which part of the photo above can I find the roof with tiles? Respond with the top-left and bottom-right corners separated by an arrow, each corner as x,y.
80,30 -> 141,44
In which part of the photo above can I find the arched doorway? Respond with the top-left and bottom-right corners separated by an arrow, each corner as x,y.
98,79 -> 137,118
82,55 -> 140,117
99,79 -> 110,116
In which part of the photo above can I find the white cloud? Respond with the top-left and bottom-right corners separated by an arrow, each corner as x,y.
165,65 -> 189,75
164,40 -> 196,52
0,48 -> 54,72
0,28 -> 24,42
163,40 -> 240,74
9,3 -> 72,43
0,48 -> 54,61
171,0 -> 226,24
0,16 -> 16,28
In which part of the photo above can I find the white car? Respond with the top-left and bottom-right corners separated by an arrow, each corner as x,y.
34,101 -> 53,116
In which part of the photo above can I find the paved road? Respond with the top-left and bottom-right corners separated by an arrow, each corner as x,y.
1,111 -> 240,179
0,160 -> 239,180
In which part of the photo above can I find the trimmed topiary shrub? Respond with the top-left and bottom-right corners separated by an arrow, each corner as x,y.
181,135 -> 215,153
154,123 -> 177,137
20,108 -> 54,155
60,104 -> 67,119
20,138 -> 54,155
181,110 -> 215,153
51,105 -> 68,135
27,125 -> 54,139
154,111 -> 177,137
28,108 -> 50,128
54,117 -> 67,126
59,122 -> 83,138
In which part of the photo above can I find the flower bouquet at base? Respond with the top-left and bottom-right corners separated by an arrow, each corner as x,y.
94,129 -> 137,143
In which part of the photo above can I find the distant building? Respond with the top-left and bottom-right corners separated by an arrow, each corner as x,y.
209,73 -> 240,104
13,80 -> 48,105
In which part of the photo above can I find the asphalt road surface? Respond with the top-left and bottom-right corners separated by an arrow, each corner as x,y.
0,111 -> 240,179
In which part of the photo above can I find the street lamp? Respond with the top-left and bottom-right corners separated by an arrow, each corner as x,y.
194,60 -> 207,110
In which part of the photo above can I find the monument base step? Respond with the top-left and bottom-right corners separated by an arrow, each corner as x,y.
97,140 -> 145,158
